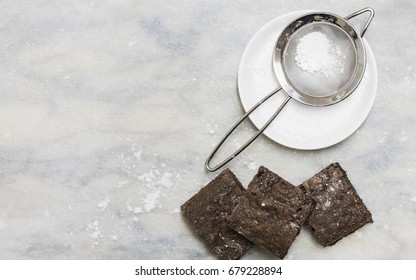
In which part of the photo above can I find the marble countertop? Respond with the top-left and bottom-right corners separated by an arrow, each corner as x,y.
1,0 -> 415,259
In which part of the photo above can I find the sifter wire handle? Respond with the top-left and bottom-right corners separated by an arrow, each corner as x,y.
205,87 -> 290,172
344,7 -> 375,37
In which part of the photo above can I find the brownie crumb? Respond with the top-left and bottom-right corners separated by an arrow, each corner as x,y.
181,169 -> 252,259
300,162 -> 373,246
228,166 -> 313,259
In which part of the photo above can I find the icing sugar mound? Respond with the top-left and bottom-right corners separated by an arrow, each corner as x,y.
294,31 -> 346,78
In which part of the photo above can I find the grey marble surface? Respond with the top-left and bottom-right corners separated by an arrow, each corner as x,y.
0,0 -> 415,259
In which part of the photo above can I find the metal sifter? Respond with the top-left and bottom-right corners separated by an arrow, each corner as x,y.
206,7 -> 375,172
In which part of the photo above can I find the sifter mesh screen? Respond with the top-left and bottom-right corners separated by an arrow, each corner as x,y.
282,22 -> 357,97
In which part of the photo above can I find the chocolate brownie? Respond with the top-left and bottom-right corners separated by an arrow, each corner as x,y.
300,162 -> 373,246
228,166 -> 313,259
181,169 -> 252,259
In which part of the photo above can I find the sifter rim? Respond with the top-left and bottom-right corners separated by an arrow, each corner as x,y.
273,12 -> 367,107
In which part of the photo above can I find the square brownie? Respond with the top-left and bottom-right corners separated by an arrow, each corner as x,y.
181,169 -> 252,259
300,162 -> 373,246
228,166 -> 313,259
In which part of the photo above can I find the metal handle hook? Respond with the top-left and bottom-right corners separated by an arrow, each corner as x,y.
345,7 -> 375,37
205,87 -> 289,172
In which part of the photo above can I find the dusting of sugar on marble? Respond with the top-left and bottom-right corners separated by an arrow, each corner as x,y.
128,37 -> 138,47
127,204 -> 134,212
144,190 -> 161,212
117,144 -> 178,214
206,122 -> 218,135
97,197 -> 110,211
247,161 -> 258,171
117,180 -> 129,188
89,230 -> 101,239
87,220 -> 103,246
160,172 -> 173,187
138,169 -> 159,183
132,145 -> 142,160
133,206 -> 143,214
127,203 -> 143,214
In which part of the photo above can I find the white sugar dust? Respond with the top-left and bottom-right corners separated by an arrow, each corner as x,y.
294,31 -> 346,78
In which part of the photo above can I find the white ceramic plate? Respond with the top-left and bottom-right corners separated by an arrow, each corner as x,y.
238,11 -> 377,150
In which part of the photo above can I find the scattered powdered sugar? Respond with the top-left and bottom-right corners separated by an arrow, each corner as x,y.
247,161 -> 258,171
127,203 -> 143,214
132,144 -> 142,160
97,197 -> 110,211
87,220 -> 103,247
143,190 -> 162,212
135,169 -> 174,212
206,122 -> 218,135
137,169 -> 173,188
82,142 -> 184,248
159,172 -> 173,188
295,31 -> 346,78
137,169 -> 159,183
125,190 -> 162,214
133,206 -> 143,214
126,146 -> 176,213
